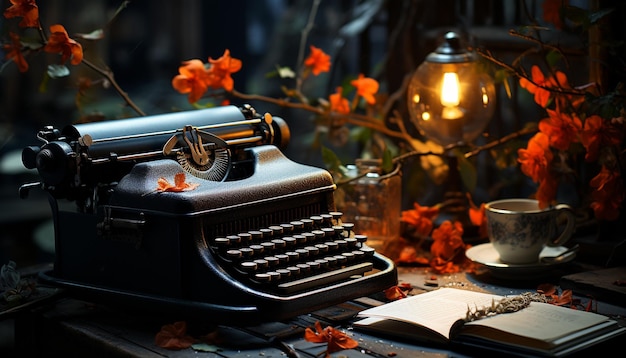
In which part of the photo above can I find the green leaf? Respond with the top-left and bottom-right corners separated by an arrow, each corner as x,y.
321,146 -> 343,174
545,50 -> 563,68
75,29 -> 105,40
455,150 -> 477,192
382,149 -> 393,173
589,7 -> 614,25
564,5 -> 590,28
191,343 -> 221,352
47,64 -> 70,78
276,65 -> 295,79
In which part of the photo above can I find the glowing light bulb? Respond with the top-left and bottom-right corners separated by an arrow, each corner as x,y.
441,72 -> 460,107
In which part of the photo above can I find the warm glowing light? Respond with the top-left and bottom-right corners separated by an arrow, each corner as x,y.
412,93 -> 421,103
481,87 -> 489,106
441,72 -> 460,107
422,112 -> 431,121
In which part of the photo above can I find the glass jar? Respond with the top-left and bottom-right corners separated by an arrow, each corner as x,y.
338,159 -> 402,250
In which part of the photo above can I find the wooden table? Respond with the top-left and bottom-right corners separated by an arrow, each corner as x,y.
7,263 -> 626,358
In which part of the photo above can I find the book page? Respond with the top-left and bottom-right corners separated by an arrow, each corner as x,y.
357,288 -> 502,340
463,301 -> 610,343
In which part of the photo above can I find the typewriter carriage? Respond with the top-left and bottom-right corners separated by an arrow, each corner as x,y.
21,105 -> 397,324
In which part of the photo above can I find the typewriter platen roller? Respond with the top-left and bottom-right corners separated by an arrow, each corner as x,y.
20,105 -> 397,324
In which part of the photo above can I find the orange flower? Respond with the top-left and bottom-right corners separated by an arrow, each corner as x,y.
536,173 -> 559,209
172,59 -> 211,103
384,285 -> 407,300
400,202 -> 439,237
155,321 -> 197,350
303,45 -> 331,76
519,65 -> 567,108
538,109 -> 582,151
304,321 -> 358,358
329,87 -> 350,114
3,32 -> 28,72
351,73 -> 379,105
430,220 -> 464,260
542,0 -> 568,29
429,221 -> 471,274
589,166 -> 624,221
156,172 -> 200,192
43,24 -> 83,65
467,199 -> 487,238
517,132 -> 553,183
3,0 -> 39,28
581,115 -> 623,162
207,49 -> 241,91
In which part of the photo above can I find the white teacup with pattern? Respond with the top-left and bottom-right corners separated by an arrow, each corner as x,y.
485,198 -> 576,264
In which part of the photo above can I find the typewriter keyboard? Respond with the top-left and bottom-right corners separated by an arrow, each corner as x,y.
210,212 -> 377,294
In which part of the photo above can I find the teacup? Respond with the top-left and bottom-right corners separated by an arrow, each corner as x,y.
485,198 -> 576,264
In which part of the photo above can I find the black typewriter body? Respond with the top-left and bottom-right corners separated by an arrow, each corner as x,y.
20,105 -> 397,324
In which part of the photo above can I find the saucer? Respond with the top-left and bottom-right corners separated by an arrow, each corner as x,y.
466,243 -> 576,279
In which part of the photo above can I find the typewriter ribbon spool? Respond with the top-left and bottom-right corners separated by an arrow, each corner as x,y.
20,105 -> 397,324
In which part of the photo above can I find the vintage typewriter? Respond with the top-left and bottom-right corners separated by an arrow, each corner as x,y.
20,104 -> 397,324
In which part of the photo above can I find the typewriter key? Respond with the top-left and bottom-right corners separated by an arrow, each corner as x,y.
311,230 -> 325,240
264,256 -> 280,267
281,237 -> 296,248
306,260 -> 321,270
290,220 -> 305,232
294,234 -> 308,245
320,213 -> 333,226
271,238 -> 286,249
310,215 -> 323,227
248,230 -> 263,241
345,237 -> 358,247
304,245 -> 319,256
254,273 -> 271,283
240,261 -> 257,272
227,235 -> 241,245
268,225 -> 283,236
280,223 -> 294,234
300,218 -> 314,230
321,227 -> 335,238
329,211 -> 343,224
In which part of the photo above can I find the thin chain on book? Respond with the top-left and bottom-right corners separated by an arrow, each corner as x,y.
464,292 -> 551,322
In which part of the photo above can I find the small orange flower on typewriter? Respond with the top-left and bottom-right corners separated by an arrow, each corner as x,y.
329,87 -> 350,114
304,45 -> 331,76
172,59 -> 210,103
207,49 -> 242,92
517,132 -> 553,184
351,73 -> 379,105
155,321 -> 197,350
43,24 -> 83,65
3,32 -> 28,72
401,202 -> 439,237
157,172 -> 200,192
304,321 -> 358,357
3,0 -> 39,28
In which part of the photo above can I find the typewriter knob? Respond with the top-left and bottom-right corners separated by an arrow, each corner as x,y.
35,141 -> 75,185
22,146 -> 41,169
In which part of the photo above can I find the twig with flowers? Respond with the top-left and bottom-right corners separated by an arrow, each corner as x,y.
2,0 -> 145,117
477,4 -> 625,222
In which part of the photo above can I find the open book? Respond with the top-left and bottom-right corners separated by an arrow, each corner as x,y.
353,287 -> 625,357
